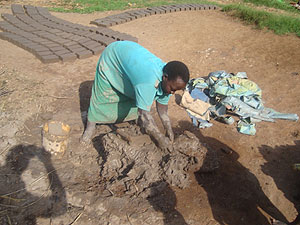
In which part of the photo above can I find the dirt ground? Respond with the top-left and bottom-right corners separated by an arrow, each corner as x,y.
1,1 -> 300,225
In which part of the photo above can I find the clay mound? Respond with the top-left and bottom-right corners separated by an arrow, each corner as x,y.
97,125 -> 219,198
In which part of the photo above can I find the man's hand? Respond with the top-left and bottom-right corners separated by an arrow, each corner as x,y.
157,134 -> 173,152
138,108 -> 173,151
156,102 -> 174,143
166,126 -> 174,143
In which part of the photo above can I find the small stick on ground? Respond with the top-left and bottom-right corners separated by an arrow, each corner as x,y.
69,212 -> 83,225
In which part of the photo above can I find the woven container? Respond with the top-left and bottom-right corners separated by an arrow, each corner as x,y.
42,121 -> 70,156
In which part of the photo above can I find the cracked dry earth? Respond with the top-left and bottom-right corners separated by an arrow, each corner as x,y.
1,2 -> 300,225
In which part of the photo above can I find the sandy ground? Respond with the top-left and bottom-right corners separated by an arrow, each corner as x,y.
1,3 -> 300,225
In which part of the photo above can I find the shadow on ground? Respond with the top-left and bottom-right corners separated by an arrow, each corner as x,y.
174,120 -> 289,225
79,80 -> 93,126
147,181 -> 188,225
0,145 -> 67,224
259,141 -> 300,225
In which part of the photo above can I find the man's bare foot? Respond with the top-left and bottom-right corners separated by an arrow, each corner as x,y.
80,121 -> 96,144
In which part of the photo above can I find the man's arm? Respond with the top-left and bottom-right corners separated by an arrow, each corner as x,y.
156,102 -> 174,143
138,108 -> 172,151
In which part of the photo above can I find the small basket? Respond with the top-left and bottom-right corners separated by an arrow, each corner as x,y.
42,121 -> 70,156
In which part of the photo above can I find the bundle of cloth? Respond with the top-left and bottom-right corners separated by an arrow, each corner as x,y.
180,70 -> 298,135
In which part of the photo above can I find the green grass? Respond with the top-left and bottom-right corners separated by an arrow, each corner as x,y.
50,0 -> 218,13
243,0 -> 298,12
223,4 -> 300,36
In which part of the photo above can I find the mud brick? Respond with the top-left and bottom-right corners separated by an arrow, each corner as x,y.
34,31 -> 50,37
70,47 -> 89,54
39,40 -> 56,45
25,6 -> 39,15
176,4 -> 189,11
80,40 -> 99,47
58,52 -> 77,62
98,20 -> 114,27
119,14 -> 136,21
11,4 -> 25,15
32,45 -> 50,52
0,32 -> 15,41
157,6 -> 170,13
186,4 -> 201,10
95,36 -> 116,46
34,50 -> 53,57
54,49 -> 72,56
44,42 -> 61,48
69,35 -> 86,42
118,34 -> 138,42
78,37 -> 93,45
116,14 -> 132,22
62,40 -> 78,47
109,17 -> 127,25
130,10 -> 147,17
167,5 -> 180,12
1,14 -> 18,24
75,50 -> 93,59
36,7 -> 51,16
208,5 -> 218,10
58,32 -> 74,39
93,27 -> 115,36
26,43 -> 44,52
147,7 -> 165,14
58,38 -> 73,45
48,28 -> 61,34
38,54 -> 60,63
201,5 -> 210,10
104,19 -> 118,26
142,9 -> 156,15
89,45 -> 105,55
81,32 -> 97,38
22,26 -> 37,32
49,46 -> 67,52
139,9 -> 153,16
30,14 -> 44,21
160,6 -> 173,13
66,44 -> 84,51
127,11 -> 143,19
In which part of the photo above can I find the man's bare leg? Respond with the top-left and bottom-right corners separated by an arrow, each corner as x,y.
80,120 -> 96,144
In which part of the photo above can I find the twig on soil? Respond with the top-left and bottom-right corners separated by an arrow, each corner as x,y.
47,95 -> 72,99
0,146 -> 10,156
0,195 -> 23,202
0,209 -> 8,215
0,203 -> 18,208
23,124 -> 31,132
7,215 -> 12,225
36,104 -> 41,120
126,214 -> 133,225
68,212 -> 83,225
0,70 -> 5,76
107,188 -> 114,196
2,168 -> 57,197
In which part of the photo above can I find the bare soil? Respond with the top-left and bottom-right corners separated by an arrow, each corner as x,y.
1,1 -> 300,225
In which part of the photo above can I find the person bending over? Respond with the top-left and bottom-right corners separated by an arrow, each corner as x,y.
81,41 -> 189,151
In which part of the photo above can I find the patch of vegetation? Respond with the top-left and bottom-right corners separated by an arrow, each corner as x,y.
243,0 -> 297,11
50,0 -> 217,13
223,4 -> 300,36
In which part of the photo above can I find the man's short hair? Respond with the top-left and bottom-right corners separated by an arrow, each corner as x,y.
163,61 -> 190,83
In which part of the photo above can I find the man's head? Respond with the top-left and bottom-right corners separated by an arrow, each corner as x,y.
162,61 -> 190,95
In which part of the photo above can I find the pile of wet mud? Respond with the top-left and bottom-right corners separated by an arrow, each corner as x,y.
96,124 -> 219,198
